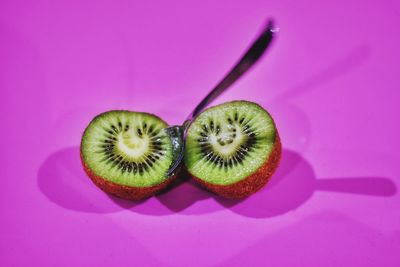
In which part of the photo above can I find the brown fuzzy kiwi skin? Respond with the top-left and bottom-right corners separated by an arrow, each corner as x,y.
189,133 -> 282,199
80,110 -> 177,201
80,153 -> 178,200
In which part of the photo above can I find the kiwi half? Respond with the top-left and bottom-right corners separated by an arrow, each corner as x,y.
184,100 -> 281,198
80,110 -> 176,200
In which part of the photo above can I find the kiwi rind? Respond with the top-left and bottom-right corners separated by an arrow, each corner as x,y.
81,153 -> 178,200
80,110 -> 177,200
184,100 -> 282,198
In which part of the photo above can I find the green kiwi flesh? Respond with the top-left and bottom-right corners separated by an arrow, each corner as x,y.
80,111 -> 174,188
184,100 -> 279,188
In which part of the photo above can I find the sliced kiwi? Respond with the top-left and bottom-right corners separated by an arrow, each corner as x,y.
184,100 -> 281,198
80,110 -> 176,200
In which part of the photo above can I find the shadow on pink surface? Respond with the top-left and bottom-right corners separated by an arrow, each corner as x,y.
37,146 -> 396,217
273,45 -> 371,102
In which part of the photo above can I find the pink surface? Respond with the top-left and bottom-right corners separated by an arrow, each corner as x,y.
1,0 -> 399,266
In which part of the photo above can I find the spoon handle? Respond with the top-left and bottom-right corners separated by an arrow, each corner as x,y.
166,20 -> 277,176
186,19 -> 277,123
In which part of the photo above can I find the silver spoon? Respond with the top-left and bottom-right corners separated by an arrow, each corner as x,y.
165,19 -> 277,176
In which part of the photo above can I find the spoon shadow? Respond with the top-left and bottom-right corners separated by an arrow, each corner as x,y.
37,146 -> 396,217
153,149 -> 396,218
272,45 -> 371,102
216,156 -> 396,218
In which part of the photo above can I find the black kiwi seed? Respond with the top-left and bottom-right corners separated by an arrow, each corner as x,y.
102,143 -> 112,149
228,159 -> 233,168
218,158 -> 224,168
200,142 -> 211,153
103,136 -> 116,142
207,154 -> 216,163
124,125 -> 129,131
119,161 -> 125,170
212,155 -> 220,165
145,159 -> 153,168
154,150 -> 165,156
200,142 -> 209,148
197,137 -> 208,143
216,125 -> 221,135
239,118 -> 245,124
137,128 -> 143,136
104,148 -> 113,155
126,164 -> 132,173
236,153 -> 245,163
142,162 -> 149,172
147,155 -> 154,163
152,143 -> 162,151
110,157 -> 120,168
224,161 -> 228,169
153,141 -> 162,146
103,147 -> 113,155
227,118 -> 233,124
131,162 -> 138,173
138,163 -> 144,175
104,153 -> 113,160
240,145 -> 249,152
200,146 -> 208,155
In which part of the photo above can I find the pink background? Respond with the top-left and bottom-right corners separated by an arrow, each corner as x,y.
1,0 -> 399,266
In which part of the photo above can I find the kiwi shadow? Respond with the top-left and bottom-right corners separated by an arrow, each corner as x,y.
215,151 -> 397,218
37,146 -> 137,213
37,146 -> 202,215
147,149 -> 396,218
38,147 -> 396,218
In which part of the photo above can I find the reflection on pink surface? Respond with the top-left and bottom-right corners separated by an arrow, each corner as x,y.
1,0 -> 400,266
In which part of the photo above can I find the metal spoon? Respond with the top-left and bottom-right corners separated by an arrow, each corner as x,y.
165,19 -> 277,176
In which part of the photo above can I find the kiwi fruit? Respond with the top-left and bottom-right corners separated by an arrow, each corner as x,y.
80,110 -> 177,200
184,100 -> 281,198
